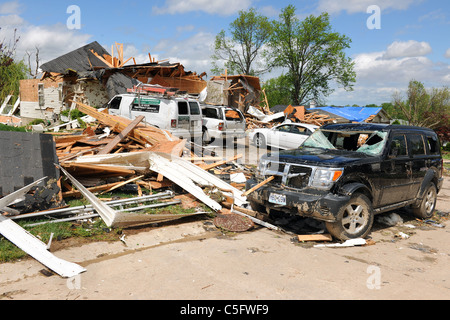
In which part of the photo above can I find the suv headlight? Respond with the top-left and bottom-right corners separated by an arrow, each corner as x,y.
310,168 -> 343,190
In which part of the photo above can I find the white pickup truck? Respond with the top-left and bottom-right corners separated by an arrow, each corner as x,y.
201,105 -> 246,144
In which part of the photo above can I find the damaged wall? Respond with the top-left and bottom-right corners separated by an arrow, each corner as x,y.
68,80 -> 110,108
203,80 -> 230,106
19,77 -> 110,121
19,77 -> 64,120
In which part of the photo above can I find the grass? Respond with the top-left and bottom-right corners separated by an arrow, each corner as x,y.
0,218 -> 120,263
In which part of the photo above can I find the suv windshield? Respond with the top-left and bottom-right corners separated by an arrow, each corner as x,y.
303,129 -> 388,156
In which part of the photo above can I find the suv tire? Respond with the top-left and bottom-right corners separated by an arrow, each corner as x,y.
326,194 -> 374,240
412,182 -> 437,219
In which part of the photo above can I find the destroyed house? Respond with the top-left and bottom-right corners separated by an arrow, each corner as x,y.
205,74 -> 261,113
19,41 -> 207,123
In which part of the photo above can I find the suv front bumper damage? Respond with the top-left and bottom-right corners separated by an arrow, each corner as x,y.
245,178 -> 350,222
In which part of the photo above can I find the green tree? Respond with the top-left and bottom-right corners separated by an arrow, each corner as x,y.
0,28 -> 28,107
211,8 -> 273,76
266,6 -> 356,105
262,74 -> 292,107
392,80 -> 450,129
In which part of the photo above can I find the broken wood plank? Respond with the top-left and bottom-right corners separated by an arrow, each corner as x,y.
100,175 -> 144,195
62,181 -> 126,198
72,101 -> 180,150
198,154 -> 243,170
63,163 -> 135,177
297,234 -> 333,242
97,115 -> 145,155
242,176 -> 274,197
90,49 -> 114,68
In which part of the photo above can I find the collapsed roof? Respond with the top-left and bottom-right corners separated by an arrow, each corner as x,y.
38,41 -> 207,97
40,41 -> 111,74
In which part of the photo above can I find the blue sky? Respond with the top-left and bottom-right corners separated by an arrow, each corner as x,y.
1,0 -> 449,106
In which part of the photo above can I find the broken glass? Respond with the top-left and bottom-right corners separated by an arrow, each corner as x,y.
303,129 -> 388,156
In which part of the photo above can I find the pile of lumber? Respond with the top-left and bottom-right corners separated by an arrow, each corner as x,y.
245,104 -> 336,129
300,111 -> 336,126
53,101 -> 184,178
48,101 -> 257,216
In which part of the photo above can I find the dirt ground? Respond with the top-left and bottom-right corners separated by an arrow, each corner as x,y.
0,142 -> 449,301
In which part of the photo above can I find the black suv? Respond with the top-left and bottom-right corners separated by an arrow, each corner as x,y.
246,123 -> 444,240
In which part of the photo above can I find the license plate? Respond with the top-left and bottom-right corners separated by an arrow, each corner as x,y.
269,193 -> 286,205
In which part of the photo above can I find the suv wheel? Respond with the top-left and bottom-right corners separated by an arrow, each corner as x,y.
412,182 -> 437,219
326,194 -> 374,240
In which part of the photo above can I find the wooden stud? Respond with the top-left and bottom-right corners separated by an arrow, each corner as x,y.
242,176 -> 274,197
97,115 -> 145,155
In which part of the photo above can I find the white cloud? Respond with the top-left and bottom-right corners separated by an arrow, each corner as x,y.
259,6 -> 279,18
0,11 -> 92,73
353,51 -> 434,86
152,0 -> 252,16
0,1 -> 21,15
445,48 -> 450,58
122,44 -> 155,65
326,41 -> 450,106
382,40 -> 432,59
0,14 -> 24,26
176,25 -> 195,34
316,0 -> 419,15
16,25 -> 92,63
152,31 -> 216,74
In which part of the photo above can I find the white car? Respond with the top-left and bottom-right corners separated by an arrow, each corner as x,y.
249,122 -> 319,149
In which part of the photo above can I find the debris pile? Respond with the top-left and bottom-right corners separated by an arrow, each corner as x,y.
1,100 -> 259,226
244,104 -> 336,130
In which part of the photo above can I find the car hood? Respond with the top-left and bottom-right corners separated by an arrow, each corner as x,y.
262,147 -> 376,167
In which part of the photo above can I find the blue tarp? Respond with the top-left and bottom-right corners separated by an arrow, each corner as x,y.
312,106 -> 382,123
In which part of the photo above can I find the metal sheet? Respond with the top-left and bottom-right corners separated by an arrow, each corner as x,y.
0,215 -> 86,278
